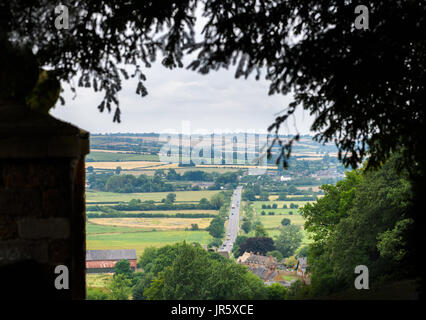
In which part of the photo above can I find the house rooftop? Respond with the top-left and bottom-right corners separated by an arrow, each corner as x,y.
86,249 -> 137,261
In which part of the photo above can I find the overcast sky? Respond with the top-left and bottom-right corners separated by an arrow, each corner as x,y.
51,6 -> 314,136
51,63 -> 315,135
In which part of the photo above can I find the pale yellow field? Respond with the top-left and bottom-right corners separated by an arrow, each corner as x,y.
110,209 -> 219,215
140,163 -> 180,170
298,157 -> 323,161
89,217 -> 213,230
297,186 -> 321,192
198,164 -> 272,169
85,161 -> 163,169
90,149 -> 129,153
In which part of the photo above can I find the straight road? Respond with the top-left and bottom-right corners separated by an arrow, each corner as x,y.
218,186 -> 243,256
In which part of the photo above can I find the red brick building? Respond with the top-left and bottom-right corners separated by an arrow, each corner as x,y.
86,249 -> 137,273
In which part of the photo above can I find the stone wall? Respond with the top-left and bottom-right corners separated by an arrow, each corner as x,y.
0,102 -> 89,299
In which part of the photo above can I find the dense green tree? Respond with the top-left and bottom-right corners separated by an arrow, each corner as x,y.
113,259 -> 134,279
296,245 -> 310,258
266,250 -> 283,262
287,280 -> 305,300
208,238 -> 223,249
259,191 -> 269,201
232,235 -> 248,258
242,189 -> 257,201
254,224 -> 268,237
166,169 -> 181,181
241,221 -> 252,234
132,272 -> 155,300
210,193 -> 226,210
198,197 -> 210,208
190,223 -> 199,231
281,218 -> 291,226
206,216 -> 225,238
86,287 -> 110,300
302,156 -> 415,297
165,193 -> 176,203
238,237 -> 275,256
265,283 -> 288,300
139,242 -> 268,300
275,225 -> 303,258
106,274 -> 132,300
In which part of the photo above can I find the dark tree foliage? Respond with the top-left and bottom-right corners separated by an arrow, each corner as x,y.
238,237 -> 275,256
1,0 -> 198,121
187,1 -> 426,172
3,1 -> 424,172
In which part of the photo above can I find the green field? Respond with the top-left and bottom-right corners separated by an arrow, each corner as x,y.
87,223 -> 144,234
267,228 -> 312,245
252,200 -> 312,210
86,227 -> 213,257
86,273 -> 113,288
258,214 -> 305,229
249,200 -> 313,246
86,190 -> 222,203
87,151 -> 160,162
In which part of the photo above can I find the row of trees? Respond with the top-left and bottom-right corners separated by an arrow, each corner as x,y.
261,203 -> 299,209
87,192 -> 228,213
87,170 -> 241,193
242,186 -> 319,202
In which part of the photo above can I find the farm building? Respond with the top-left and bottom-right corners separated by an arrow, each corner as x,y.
86,249 -> 137,273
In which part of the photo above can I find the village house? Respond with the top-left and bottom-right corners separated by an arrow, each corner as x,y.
86,249 -> 137,273
237,251 -> 278,268
190,181 -> 215,189
296,257 -> 308,277
237,252 -> 280,281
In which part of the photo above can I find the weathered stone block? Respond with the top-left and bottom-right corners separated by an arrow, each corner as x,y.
0,219 -> 18,240
49,239 -> 71,263
0,188 -> 43,217
0,239 -> 48,265
42,189 -> 71,217
18,218 -> 70,240
2,163 -> 30,187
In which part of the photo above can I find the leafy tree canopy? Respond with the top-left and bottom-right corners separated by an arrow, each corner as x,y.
238,237 -> 275,256
274,225 -> 303,258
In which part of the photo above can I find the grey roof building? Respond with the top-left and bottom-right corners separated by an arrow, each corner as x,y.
86,249 -> 137,273
86,249 -> 137,261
